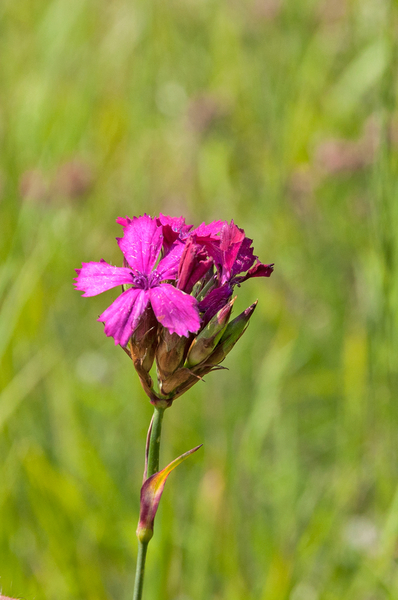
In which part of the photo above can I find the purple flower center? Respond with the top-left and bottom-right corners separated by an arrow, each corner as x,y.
132,270 -> 162,290
149,271 -> 162,287
132,273 -> 150,289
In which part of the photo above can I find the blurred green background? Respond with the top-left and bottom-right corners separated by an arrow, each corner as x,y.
1,0 -> 398,598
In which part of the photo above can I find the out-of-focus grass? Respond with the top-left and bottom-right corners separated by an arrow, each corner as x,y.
1,1 -> 398,599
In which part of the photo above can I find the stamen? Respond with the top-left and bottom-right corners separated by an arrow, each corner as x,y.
149,271 -> 162,287
133,273 -> 149,289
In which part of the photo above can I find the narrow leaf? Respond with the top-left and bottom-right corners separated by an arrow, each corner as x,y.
137,444 -> 202,541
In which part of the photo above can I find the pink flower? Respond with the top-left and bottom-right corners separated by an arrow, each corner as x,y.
75,215 -> 200,346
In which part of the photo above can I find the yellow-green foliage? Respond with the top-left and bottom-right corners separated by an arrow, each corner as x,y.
1,1 -> 398,598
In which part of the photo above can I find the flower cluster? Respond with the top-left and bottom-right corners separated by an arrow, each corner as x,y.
75,214 -> 273,405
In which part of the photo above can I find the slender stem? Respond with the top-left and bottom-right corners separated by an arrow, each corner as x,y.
132,541 -> 148,600
132,406 -> 165,600
147,406 -> 165,477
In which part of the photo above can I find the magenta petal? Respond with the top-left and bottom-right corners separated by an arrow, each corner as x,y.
117,215 -> 163,275
198,283 -> 233,322
247,262 -> 274,278
158,214 -> 193,234
183,257 -> 213,293
150,284 -> 200,337
157,214 -> 193,252
116,216 -> 133,227
195,221 -> 246,283
156,241 -> 185,280
219,221 -> 245,283
177,238 -> 213,293
220,220 -> 245,252
74,260 -> 135,297
193,220 -> 225,238
231,236 -> 256,276
98,288 -> 150,346
234,262 -> 274,284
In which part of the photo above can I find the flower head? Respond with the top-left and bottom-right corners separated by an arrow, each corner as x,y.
75,213 -> 273,405
75,215 -> 200,346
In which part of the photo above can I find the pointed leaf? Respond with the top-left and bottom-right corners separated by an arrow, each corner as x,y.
137,445 -> 202,542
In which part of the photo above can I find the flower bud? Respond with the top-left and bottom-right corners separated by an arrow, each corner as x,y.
160,367 -> 193,396
129,306 -> 158,373
205,301 -> 257,366
185,298 -> 235,368
177,238 -> 213,294
156,328 -> 188,380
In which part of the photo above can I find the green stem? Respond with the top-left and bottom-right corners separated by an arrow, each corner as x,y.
132,406 -> 165,600
147,406 -> 165,477
132,541 -> 148,600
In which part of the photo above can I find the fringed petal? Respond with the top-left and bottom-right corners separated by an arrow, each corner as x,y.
74,260 -> 134,297
150,284 -> 200,337
98,288 -> 150,346
117,215 -> 163,275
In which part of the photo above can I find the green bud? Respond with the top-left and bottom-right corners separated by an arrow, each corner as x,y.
185,299 -> 235,368
205,301 -> 258,366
